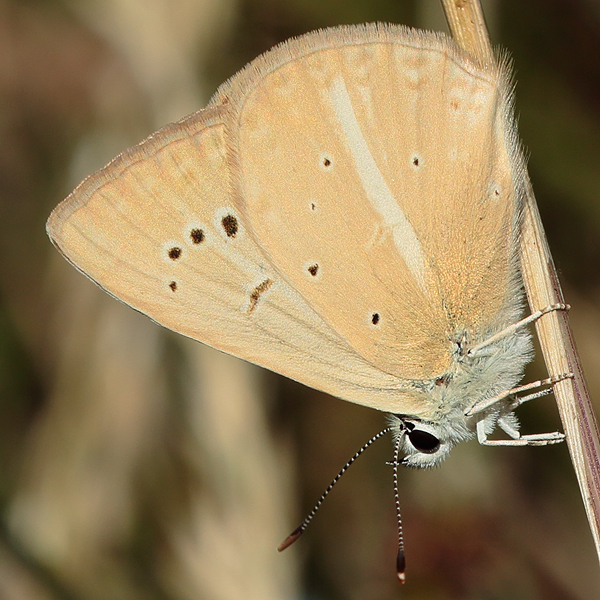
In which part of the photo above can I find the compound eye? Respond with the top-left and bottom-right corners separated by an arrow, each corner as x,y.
408,429 -> 441,454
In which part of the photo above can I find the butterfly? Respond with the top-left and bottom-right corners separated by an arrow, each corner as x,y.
47,23 -> 568,577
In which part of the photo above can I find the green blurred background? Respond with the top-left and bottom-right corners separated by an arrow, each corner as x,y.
1,0 -> 600,598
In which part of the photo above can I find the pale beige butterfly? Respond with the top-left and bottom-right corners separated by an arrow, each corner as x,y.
48,25 -> 566,483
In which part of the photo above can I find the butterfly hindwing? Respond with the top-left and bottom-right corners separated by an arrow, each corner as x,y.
223,24 -> 524,383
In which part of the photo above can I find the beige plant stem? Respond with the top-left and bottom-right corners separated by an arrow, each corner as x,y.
440,0 -> 600,564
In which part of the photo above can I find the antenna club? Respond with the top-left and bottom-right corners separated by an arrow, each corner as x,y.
396,551 -> 406,583
277,526 -> 304,552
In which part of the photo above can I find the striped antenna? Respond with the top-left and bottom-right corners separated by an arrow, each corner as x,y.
393,433 -> 406,583
277,427 -> 393,552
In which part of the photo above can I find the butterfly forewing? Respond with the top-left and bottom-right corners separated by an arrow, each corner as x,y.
47,105 -> 427,415
224,25 -> 524,382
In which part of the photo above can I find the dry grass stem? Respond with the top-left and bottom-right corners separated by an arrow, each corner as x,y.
440,0 -> 600,564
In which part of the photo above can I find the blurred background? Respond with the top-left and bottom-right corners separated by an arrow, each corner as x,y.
1,0 -> 600,598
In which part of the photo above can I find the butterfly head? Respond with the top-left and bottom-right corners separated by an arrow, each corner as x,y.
390,413 -> 472,468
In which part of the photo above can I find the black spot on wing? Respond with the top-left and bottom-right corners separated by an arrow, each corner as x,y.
168,247 -> 182,260
190,228 -> 205,244
222,214 -> 238,238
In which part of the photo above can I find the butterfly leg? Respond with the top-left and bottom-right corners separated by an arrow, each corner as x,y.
476,417 -> 565,447
468,303 -> 569,357
466,372 -> 573,416
472,373 -> 572,446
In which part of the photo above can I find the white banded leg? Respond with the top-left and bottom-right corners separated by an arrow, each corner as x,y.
466,303 -> 571,447
468,303 -> 570,357
476,418 -> 565,447
471,373 -> 572,446
466,373 -> 573,417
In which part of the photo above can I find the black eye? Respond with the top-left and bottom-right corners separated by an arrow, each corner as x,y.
408,429 -> 440,454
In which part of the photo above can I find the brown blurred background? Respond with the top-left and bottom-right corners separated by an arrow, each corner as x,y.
1,0 -> 600,598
